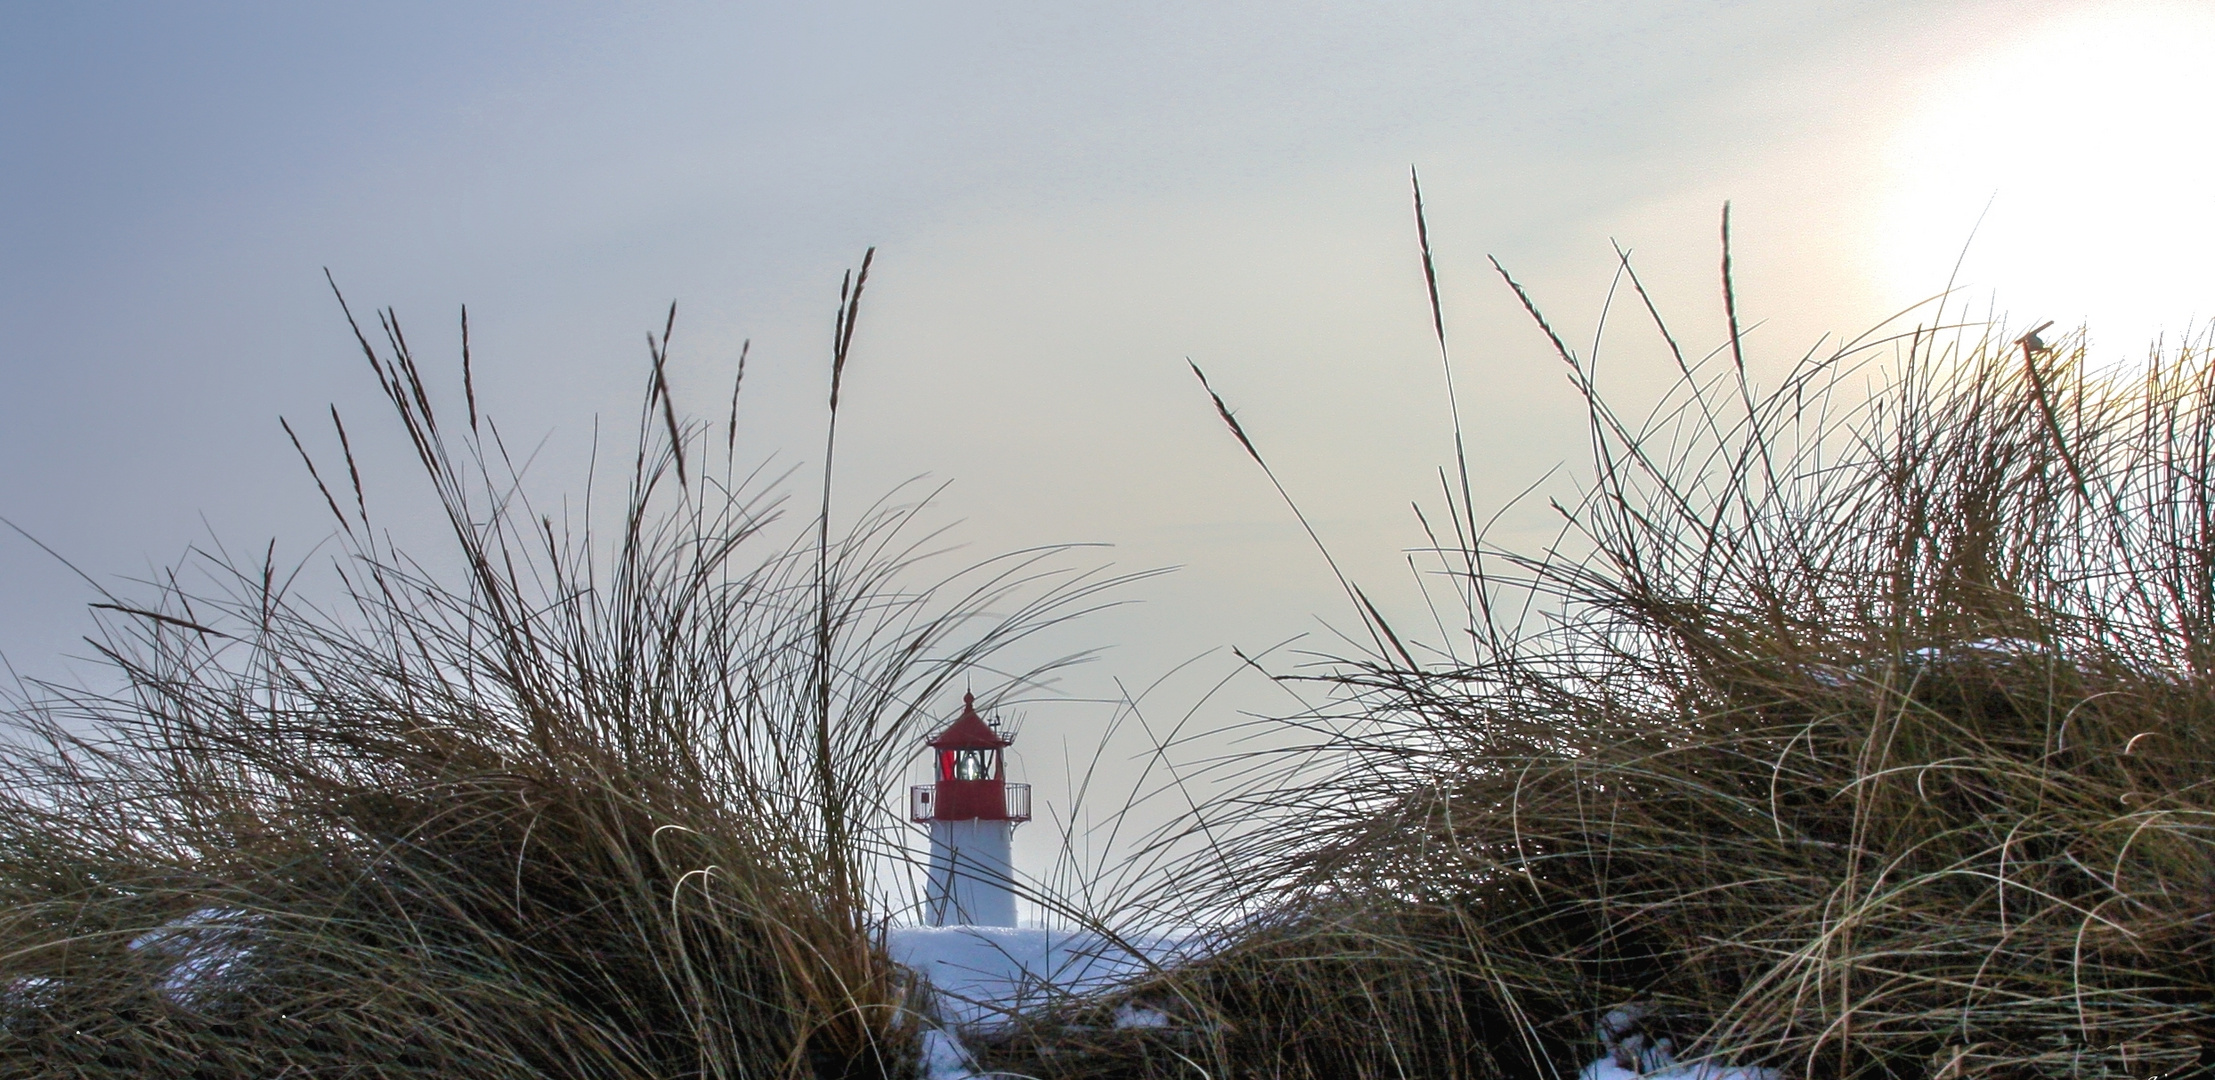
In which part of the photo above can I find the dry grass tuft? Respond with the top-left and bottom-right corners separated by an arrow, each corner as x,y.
990,231 -> 2215,1080
0,273 -> 1127,1079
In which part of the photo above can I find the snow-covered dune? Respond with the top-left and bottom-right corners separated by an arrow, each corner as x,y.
885,924 -> 1203,1030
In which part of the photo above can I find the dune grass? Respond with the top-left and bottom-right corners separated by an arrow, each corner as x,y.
0,269 -> 1130,1078
982,220 -> 2215,1080
9,207 -> 2215,1080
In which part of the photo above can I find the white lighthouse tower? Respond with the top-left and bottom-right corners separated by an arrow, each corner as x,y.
910,693 -> 1031,926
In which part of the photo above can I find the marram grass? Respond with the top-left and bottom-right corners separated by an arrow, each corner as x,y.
987,267 -> 2215,1077
0,276 -> 1131,1079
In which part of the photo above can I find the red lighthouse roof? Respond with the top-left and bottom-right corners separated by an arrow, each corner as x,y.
928,692 -> 1010,750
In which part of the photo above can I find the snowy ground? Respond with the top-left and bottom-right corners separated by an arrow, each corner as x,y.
1583,1004 -> 1779,1080
885,939 -> 1782,1080
1580,1060 -> 1779,1080
888,924 -> 1206,1080
885,924 -> 1203,1030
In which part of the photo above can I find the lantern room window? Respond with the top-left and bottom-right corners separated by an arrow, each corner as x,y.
944,748 -> 996,781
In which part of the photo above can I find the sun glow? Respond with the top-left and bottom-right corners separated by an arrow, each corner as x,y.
1878,3 -> 2215,362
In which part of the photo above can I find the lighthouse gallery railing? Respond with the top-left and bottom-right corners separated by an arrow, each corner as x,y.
910,782 -> 1030,822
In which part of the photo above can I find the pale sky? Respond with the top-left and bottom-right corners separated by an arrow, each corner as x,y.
7,1 -> 2213,898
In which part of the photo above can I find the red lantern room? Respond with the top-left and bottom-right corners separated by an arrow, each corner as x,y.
910,692 -> 1031,823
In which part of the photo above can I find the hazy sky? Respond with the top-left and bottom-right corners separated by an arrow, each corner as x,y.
6,1 -> 2213,883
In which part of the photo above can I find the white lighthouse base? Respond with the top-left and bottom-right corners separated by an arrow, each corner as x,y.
925,819 -> 1016,927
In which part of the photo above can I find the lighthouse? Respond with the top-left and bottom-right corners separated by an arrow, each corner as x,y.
911,693 -> 1031,926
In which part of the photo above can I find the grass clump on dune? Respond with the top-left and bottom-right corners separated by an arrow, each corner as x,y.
988,231 -> 2215,1078
0,272 -> 1124,1079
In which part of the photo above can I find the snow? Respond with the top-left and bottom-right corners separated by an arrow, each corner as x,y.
1,976 -> 57,1012
0,907 -> 259,1024
890,926 -> 1203,1079
1586,1003 -> 1778,1080
1580,1058 -> 1779,1080
887,932 -> 1780,1080
1112,1002 -> 1171,1029
919,1027 -> 983,1080
127,907 -> 258,1008
1812,637 -> 2048,686
885,924 -> 1202,1030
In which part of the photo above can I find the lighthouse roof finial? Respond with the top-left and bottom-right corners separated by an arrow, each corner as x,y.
929,692 -> 1009,750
